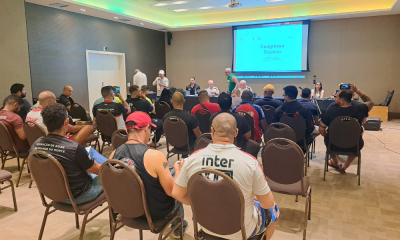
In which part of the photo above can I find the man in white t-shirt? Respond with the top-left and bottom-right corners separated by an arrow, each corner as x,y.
133,69 -> 147,88
152,70 -> 169,97
205,80 -> 220,97
172,113 -> 279,240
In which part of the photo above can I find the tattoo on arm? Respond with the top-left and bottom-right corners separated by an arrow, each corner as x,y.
360,94 -> 374,111
163,161 -> 168,169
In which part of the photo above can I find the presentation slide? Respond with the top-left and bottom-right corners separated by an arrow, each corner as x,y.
233,21 -> 310,72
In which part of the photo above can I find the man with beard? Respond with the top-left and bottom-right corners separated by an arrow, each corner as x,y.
3,84 -> 32,122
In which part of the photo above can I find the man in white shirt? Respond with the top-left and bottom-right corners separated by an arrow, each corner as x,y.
238,80 -> 253,94
172,113 -> 279,240
153,70 -> 169,97
206,80 -> 219,97
133,69 -> 147,88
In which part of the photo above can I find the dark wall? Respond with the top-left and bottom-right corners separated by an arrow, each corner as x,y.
25,3 -> 166,110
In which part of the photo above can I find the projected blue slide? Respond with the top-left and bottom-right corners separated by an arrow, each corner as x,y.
233,21 -> 309,72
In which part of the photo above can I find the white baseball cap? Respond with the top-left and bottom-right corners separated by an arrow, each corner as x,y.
159,70 -> 165,74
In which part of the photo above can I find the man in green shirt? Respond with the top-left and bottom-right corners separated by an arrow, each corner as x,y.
225,68 -> 238,93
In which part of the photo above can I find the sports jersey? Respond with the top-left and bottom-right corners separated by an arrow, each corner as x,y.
232,102 -> 265,142
26,109 -> 48,134
176,144 -> 270,240
92,100 -> 128,129
191,102 -> 220,115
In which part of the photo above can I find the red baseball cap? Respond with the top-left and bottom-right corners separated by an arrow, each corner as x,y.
125,111 -> 156,130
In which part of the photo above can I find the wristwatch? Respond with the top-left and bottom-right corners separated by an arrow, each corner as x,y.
356,89 -> 360,94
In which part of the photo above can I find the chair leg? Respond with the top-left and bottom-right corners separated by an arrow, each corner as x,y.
38,206 -> 51,240
304,152 -> 308,176
75,213 -> 80,229
139,229 -> 143,240
17,157 -> 20,171
79,212 -> 91,240
29,180 -> 33,188
295,195 -> 298,202
7,179 -> 17,211
308,189 -> 312,220
303,195 -> 309,240
16,158 -> 27,187
100,141 -> 105,154
358,154 -> 361,186
323,153 -> 328,181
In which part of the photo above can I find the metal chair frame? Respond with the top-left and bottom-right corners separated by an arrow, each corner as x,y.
0,170 -> 18,211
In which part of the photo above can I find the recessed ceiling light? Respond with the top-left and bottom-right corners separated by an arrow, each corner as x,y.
173,1 -> 187,4
174,9 -> 188,12
50,3 -> 69,8
80,9 -> 86,11
114,17 -> 118,19
155,3 -> 168,6
154,1 -> 187,7
140,23 -> 144,25
199,6 -> 214,10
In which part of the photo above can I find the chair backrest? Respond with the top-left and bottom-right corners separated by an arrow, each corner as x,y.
99,160 -> 156,229
155,101 -> 171,120
187,169 -> 247,239
261,105 -> 276,125
328,116 -> 361,150
236,111 -> 255,140
262,138 -> 305,185
279,113 -> 306,143
70,103 -> 88,121
0,122 -> 17,152
194,109 -> 212,134
194,133 -> 212,151
111,129 -> 128,150
96,110 -> 118,138
263,123 -> 296,143
163,116 -> 189,149
24,121 -> 46,146
28,150 -> 79,211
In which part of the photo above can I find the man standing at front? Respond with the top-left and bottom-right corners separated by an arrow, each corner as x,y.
133,69 -> 147,88
153,70 -> 169,97
224,68 -> 238,93
172,113 -> 279,240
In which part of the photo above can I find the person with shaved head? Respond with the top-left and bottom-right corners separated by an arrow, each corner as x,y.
190,90 -> 220,115
172,113 -> 279,240
163,92 -> 201,155
59,85 -> 74,111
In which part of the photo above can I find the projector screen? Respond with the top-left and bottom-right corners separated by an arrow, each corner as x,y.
233,21 -> 310,73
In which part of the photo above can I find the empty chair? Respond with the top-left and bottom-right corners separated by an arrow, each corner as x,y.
262,138 -> 311,240
27,150 -> 108,240
236,111 -> 255,140
99,159 -> 183,240
261,105 -> 276,125
155,101 -> 171,120
263,123 -> 296,144
194,133 -> 212,151
194,109 -> 212,134
164,116 -> 191,159
111,129 -> 128,150
70,103 -> 89,121
187,169 -> 265,240
324,116 -> 362,185
0,169 -> 17,211
96,111 -> 118,153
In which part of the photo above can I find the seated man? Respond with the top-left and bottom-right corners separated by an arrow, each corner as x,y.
253,84 -> 283,109
319,84 -> 373,172
126,85 -> 163,147
273,85 -> 314,147
58,85 -> 74,112
210,93 -> 251,150
92,86 -> 131,130
328,83 -> 369,111
2,83 -> 32,122
0,95 -> 29,152
233,90 -> 268,143
141,85 -> 153,105
93,85 -> 117,107
205,80 -> 219,97
26,91 -> 94,146
30,103 -> 107,204
185,77 -> 200,95
298,88 -> 320,127
238,80 -> 253,94
191,90 -> 220,115
231,89 -> 242,109
163,92 -> 201,154
172,113 -> 279,240
109,112 -> 188,238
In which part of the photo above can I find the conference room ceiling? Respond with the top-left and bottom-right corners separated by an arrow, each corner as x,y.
27,0 -> 400,31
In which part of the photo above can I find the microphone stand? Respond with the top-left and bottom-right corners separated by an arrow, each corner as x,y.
312,75 -> 322,115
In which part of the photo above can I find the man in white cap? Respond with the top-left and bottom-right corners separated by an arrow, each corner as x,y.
153,70 -> 169,97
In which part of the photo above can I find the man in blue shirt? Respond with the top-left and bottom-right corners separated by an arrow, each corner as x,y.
298,88 -> 320,126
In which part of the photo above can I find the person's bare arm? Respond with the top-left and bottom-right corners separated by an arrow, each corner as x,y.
260,119 -> 268,132
146,150 -> 178,196
193,127 -> 201,139
66,105 -> 71,112
320,91 -> 325,98
244,131 -> 251,140
350,83 -> 374,112
232,76 -> 239,89
87,161 -> 101,175
92,118 -> 97,128
314,116 -> 319,126
172,184 -> 190,205
118,93 -> 131,114
256,191 -> 275,209
67,124 -> 85,133
319,121 -> 327,137
15,128 -> 27,140
109,150 -> 116,159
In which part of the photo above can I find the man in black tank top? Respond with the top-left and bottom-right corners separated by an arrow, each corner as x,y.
109,111 -> 188,238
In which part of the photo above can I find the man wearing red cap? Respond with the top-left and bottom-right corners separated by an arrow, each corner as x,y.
109,111 -> 188,238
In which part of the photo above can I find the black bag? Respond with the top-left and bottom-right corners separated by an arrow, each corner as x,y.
363,117 -> 381,131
